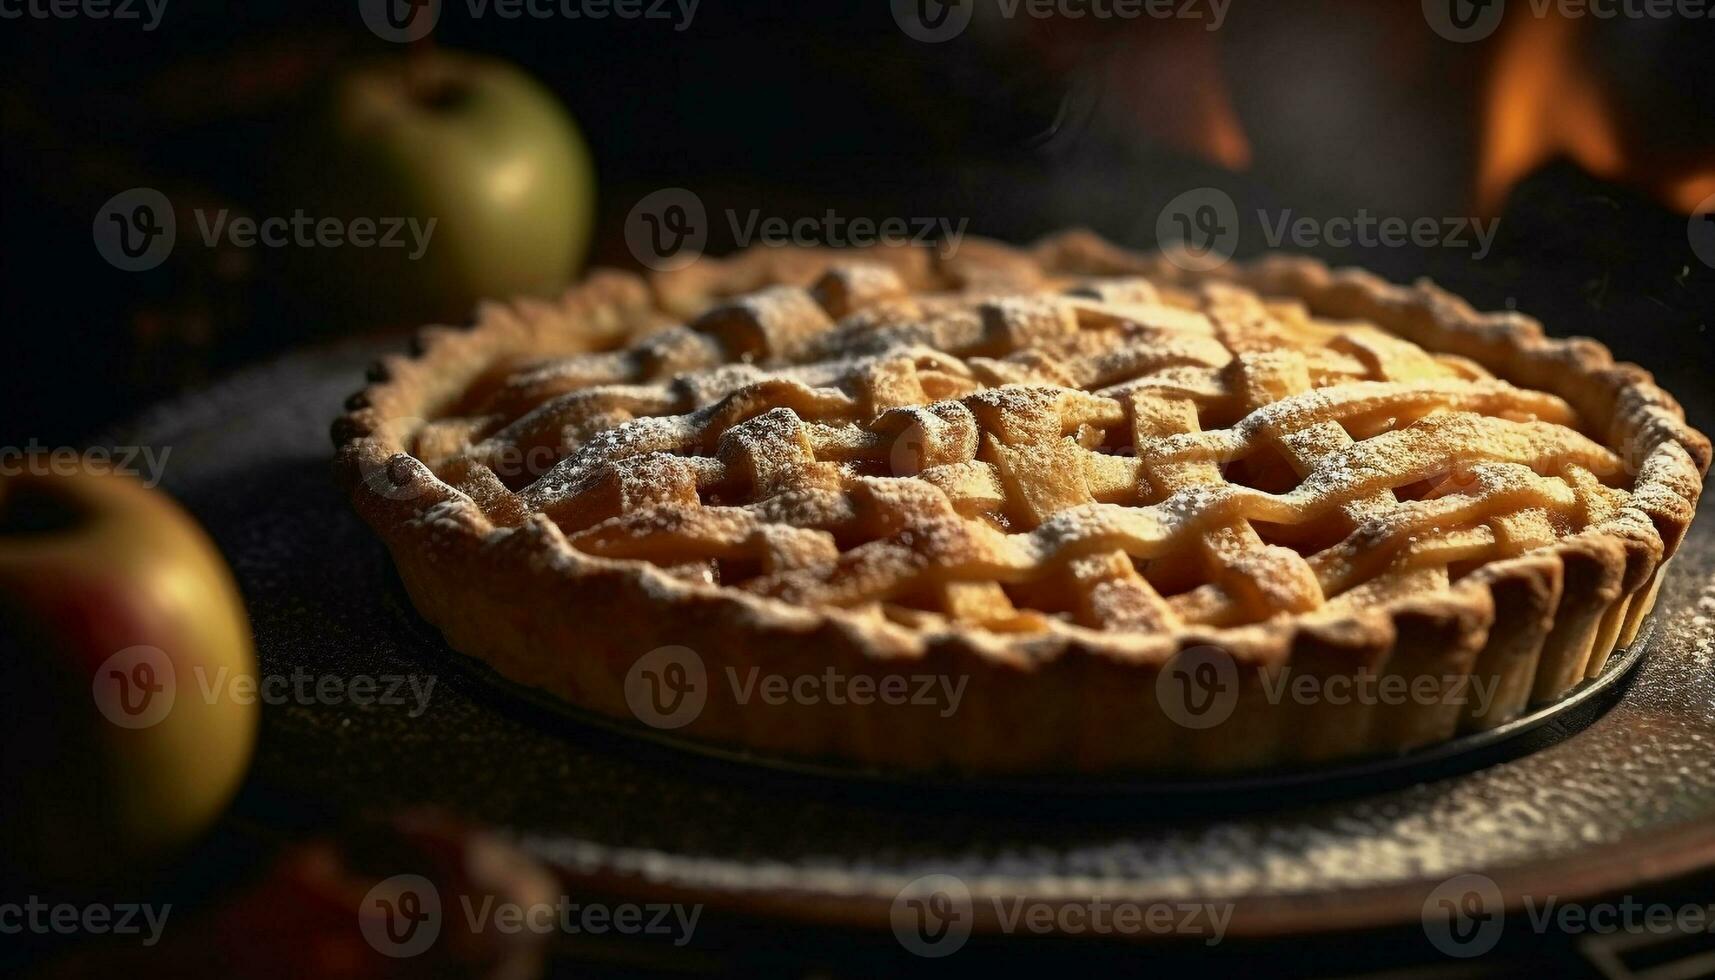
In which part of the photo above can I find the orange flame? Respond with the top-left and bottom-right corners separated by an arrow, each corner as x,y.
1015,21 -> 1251,171
1114,30 -> 1252,171
1479,13 -> 1715,215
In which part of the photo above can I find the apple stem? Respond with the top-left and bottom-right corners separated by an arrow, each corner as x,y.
405,8 -> 437,104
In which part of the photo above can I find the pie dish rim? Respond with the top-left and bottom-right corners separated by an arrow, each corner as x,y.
332,229 -> 1710,772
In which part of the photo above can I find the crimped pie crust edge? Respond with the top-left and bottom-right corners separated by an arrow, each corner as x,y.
332,230 -> 1710,773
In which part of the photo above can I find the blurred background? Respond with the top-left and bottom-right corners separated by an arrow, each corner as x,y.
4,3 -> 1715,976
4,0 -> 1713,445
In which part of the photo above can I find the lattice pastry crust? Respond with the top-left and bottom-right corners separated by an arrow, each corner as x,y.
334,231 -> 1709,773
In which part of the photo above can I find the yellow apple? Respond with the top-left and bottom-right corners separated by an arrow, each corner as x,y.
291,49 -> 598,326
0,466 -> 257,883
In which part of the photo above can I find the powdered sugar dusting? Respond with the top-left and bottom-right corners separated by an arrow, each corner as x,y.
405,260 -> 1649,636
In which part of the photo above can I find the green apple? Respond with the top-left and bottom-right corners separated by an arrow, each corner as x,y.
296,50 -> 597,325
0,467 -> 257,883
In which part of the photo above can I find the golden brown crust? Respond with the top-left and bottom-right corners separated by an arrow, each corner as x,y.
333,230 -> 1708,774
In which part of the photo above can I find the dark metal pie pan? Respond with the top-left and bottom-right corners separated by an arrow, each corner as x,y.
114,336 -> 1715,940
381,576 -> 1653,799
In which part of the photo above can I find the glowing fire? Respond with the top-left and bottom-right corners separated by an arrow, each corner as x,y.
1479,12 -> 1715,215
1089,11 -> 1714,215
1117,31 -> 1252,171
1036,24 -> 1252,171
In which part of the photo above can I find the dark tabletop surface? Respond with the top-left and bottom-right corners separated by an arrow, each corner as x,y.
84,308 -> 1715,975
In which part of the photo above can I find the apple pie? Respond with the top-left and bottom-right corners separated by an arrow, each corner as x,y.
334,231 -> 1708,773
